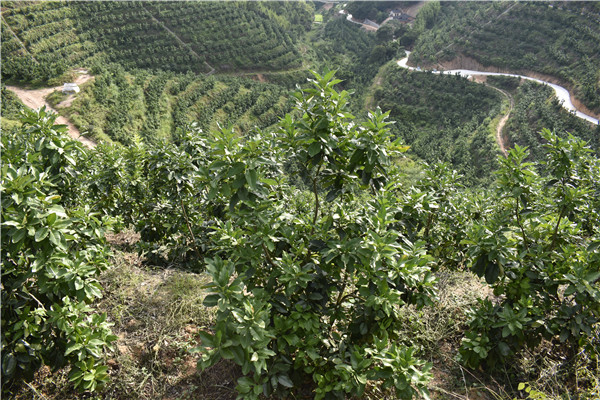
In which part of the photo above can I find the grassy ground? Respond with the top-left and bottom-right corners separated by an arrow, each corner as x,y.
11,231 -> 599,399
12,231 -> 240,400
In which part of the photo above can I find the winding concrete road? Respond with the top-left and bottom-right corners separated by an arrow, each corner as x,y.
397,51 -> 599,125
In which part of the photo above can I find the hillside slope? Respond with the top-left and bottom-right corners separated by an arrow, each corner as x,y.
0,1 -> 312,83
409,1 -> 600,114
50,65 -> 292,144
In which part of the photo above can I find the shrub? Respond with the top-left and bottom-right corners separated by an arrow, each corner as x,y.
194,72 -> 435,399
1,108 -> 116,393
458,130 -> 600,368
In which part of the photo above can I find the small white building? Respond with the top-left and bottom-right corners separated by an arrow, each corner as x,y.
62,83 -> 80,94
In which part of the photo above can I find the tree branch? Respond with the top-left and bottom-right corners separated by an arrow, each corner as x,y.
180,196 -> 202,259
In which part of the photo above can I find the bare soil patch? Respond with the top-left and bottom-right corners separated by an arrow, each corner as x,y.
254,73 -> 266,83
404,1 -> 426,18
5,73 -> 96,148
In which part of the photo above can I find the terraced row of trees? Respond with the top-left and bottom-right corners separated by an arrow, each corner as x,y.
409,1 -> 600,113
1,0 -> 312,83
54,64 -> 293,145
372,65 -> 503,186
143,1 -> 310,71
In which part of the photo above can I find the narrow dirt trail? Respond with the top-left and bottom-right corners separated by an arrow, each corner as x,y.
5,73 -> 96,148
486,84 -> 513,156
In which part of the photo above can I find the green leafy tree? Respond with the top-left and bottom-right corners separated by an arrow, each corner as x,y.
195,72 -> 435,399
458,130 -> 600,368
1,108 -> 116,394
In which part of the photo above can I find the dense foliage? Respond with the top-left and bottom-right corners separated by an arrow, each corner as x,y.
55,64 -> 293,144
410,1 -> 600,113
1,109 -> 116,394
373,64 -> 502,185
1,84 -> 28,120
3,1 -> 600,398
0,0 -> 312,83
459,130 -> 600,370
195,71 -> 435,399
2,72 -> 599,399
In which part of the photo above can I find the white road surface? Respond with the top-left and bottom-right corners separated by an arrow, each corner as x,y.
397,51 -> 599,125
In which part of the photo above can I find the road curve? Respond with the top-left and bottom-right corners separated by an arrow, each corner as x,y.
397,51 -> 599,125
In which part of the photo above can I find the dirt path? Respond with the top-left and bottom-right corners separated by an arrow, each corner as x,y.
486,83 -> 513,156
5,73 -> 96,148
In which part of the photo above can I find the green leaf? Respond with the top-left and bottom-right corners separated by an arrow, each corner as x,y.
260,177 -> 277,186
69,369 -> 84,382
74,277 -> 84,291
229,192 -> 240,212
349,149 -> 364,167
564,285 -> 576,296
308,142 -> 321,157
227,162 -> 245,178
485,262 -> 500,284
65,343 -> 83,356
232,174 -> 246,189
585,271 -> 600,283
236,377 -> 253,394
88,339 -> 105,347
231,346 -> 245,365
203,294 -> 220,307
198,331 -> 215,348
47,213 -> 57,225
471,256 -> 486,277
2,353 -> 17,376
221,347 -> 234,360
278,375 -> 294,388
209,160 -> 228,171
11,228 -> 26,244
84,283 -> 102,299
245,169 -> 258,190
497,342 -> 510,356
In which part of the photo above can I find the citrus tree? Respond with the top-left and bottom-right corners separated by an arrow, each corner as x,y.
459,130 -> 600,368
1,108 -> 116,393
195,72 -> 435,399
